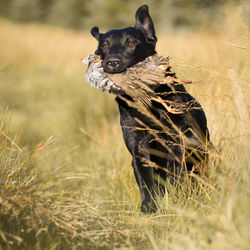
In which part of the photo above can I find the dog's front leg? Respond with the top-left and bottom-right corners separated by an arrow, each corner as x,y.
132,156 -> 158,213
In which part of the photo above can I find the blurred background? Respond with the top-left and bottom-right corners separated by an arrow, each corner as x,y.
0,0 -> 248,31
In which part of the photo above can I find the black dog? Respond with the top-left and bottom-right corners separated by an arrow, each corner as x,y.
91,5 -> 210,213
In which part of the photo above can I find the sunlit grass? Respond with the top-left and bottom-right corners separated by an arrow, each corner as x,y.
0,10 -> 249,249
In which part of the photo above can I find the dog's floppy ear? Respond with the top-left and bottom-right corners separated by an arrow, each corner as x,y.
135,5 -> 157,47
91,26 -> 102,41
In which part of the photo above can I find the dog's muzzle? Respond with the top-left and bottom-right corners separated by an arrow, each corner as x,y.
103,56 -> 124,73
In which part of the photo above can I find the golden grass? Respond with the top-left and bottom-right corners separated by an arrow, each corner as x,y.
0,9 -> 249,249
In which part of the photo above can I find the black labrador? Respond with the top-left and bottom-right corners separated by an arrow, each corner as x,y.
91,5 -> 210,213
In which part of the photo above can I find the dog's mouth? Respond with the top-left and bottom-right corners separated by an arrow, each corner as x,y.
103,66 -> 126,74
83,54 -> 125,95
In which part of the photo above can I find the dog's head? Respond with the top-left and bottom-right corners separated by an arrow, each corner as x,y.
90,5 -> 157,74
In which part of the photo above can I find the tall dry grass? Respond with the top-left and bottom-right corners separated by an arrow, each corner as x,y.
0,5 -> 249,249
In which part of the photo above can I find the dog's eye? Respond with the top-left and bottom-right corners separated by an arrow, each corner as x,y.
128,41 -> 136,47
102,44 -> 109,50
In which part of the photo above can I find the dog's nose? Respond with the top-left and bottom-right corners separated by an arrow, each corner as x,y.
106,57 -> 121,69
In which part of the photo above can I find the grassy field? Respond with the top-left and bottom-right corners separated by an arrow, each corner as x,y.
0,8 -> 249,250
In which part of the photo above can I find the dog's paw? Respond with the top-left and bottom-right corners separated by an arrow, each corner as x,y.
140,199 -> 157,214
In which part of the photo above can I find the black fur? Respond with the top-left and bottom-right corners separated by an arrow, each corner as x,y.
91,5 -> 210,213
